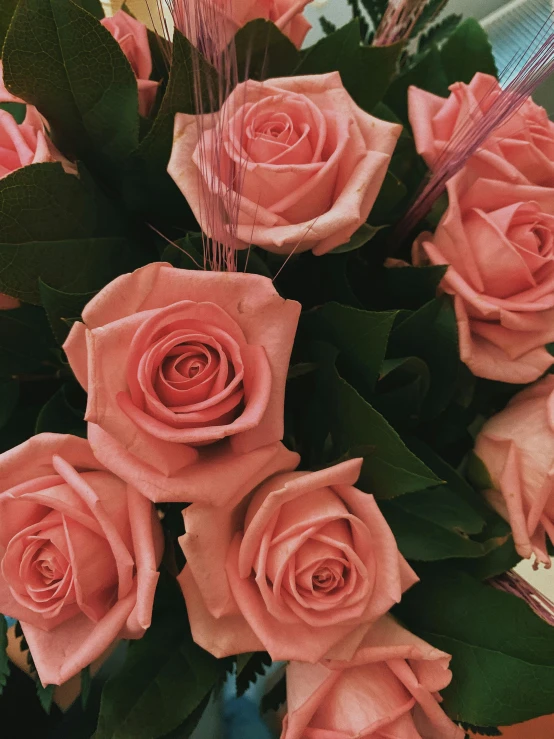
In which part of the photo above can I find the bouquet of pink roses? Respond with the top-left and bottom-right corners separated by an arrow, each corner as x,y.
1,0 -> 554,736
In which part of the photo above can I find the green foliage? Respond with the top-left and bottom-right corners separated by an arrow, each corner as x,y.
235,652 -> 272,698
3,0 -> 139,162
412,0 -> 449,35
0,0 -> 18,53
37,682 -> 55,714
440,18 -> 497,84
0,101 -> 26,123
74,0 -> 104,20
34,381 -> 87,436
396,568 -> 554,726
94,574 -> 226,739
261,673 -> 286,714
39,281 -> 97,344
297,21 -> 402,113
319,16 -> 337,36
359,0 -> 387,29
385,45 -> 449,122
0,615 -> 10,696
234,19 -> 300,80
417,14 -> 463,53
0,304 -> 57,376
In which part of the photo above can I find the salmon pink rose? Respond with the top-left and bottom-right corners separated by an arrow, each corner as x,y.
185,0 -> 311,50
0,433 -> 163,686
475,375 -> 554,566
0,294 -> 19,309
413,167 -> 554,383
101,11 -> 159,117
168,72 -> 402,256
282,615 -> 463,739
0,106 -> 61,179
64,262 -> 301,504
409,73 -> 554,186
179,458 -> 418,662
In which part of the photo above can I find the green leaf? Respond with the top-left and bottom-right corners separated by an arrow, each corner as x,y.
0,163 -> 128,244
0,304 -> 57,375
35,383 -> 86,436
417,14 -> 462,53
359,0 -> 387,29
371,264 -> 447,312
0,238 -> 141,305
303,303 -> 397,391
329,223 -> 386,254
313,343 -> 440,498
0,101 -> 26,123
234,19 -> 300,80
0,0 -> 17,53
3,0 -> 139,160
37,682 -> 55,714
123,30 -> 217,225
81,665 -> 92,710
74,0 -> 104,19
39,281 -> 96,343
395,568 -> 554,726
0,615 -> 10,695
384,45 -> 449,122
161,235 -> 204,270
412,0 -> 449,35
261,673 -> 286,714
297,20 -> 402,112
236,652 -> 272,698
388,295 -> 459,419
94,574 -> 226,739
440,18 -> 497,85
0,379 -> 19,428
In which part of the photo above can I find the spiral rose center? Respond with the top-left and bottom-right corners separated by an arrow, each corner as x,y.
311,561 -> 347,594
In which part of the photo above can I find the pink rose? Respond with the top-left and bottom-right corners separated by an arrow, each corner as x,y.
168,72 -> 402,256
0,433 -> 163,685
282,615 -> 463,739
101,10 -> 159,117
63,262 -> 301,504
179,458 -> 418,662
184,0 -> 311,50
413,167 -> 554,383
409,72 -> 554,186
0,106 -> 60,179
475,375 -> 554,566
0,294 -> 20,309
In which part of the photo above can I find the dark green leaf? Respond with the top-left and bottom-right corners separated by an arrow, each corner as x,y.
0,0 -> 17,52
371,264 -> 447,311
297,20 -> 402,112
236,652 -> 272,698
4,0 -> 138,160
74,0 -> 104,19
0,304 -> 57,375
303,303 -> 397,391
35,383 -> 86,436
81,665 -> 92,710
0,101 -> 26,123
123,30 -> 217,225
395,568 -> 554,726
440,18 -> 497,85
0,237 -> 142,305
0,379 -> 18,428
389,295 -> 459,419
359,0 -> 387,28
459,724 -> 501,737
39,281 -> 96,343
412,0 -> 449,35
329,224 -> 386,254
95,574 -> 226,739
0,615 -> 10,695
319,16 -> 337,36
312,342 -> 440,498
417,14 -> 462,53
261,673 -> 286,714
234,19 -> 300,80
384,45 -> 449,122
161,236 -> 204,270
37,682 -> 55,714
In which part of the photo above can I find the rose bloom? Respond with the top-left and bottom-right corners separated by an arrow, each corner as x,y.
185,0 -> 311,49
64,262 -> 301,504
413,164 -> 554,383
282,615 -> 464,739
168,72 -> 401,256
0,433 -> 163,686
475,375 -> 554,566
101,10 -> 159,117
0,105 -> 62,179
0,294 -> 19,309
179,458 -> 418,662
409,72 -> 554,186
